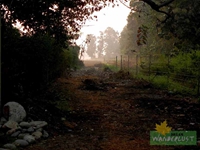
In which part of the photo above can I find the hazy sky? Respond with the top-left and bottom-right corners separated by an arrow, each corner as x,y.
76,3 -> 131,45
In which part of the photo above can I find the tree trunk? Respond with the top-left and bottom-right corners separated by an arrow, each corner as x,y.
0,16 -> 2,117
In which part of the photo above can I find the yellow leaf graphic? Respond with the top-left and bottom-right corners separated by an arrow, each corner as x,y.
155,120 -> 171,136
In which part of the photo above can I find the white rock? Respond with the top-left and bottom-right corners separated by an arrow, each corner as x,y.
3,143 -> 16,149
6,128 -> 17,135
36,128 -> 43,132
3,120 -> 18,129
61,117 -> 66,121
3,102 -> 26,122
24,135 -> 35,144
27,127 -> 35,133
21,129 -> 27,133
14,139 -> 29,147
11,131 -> 21,137
30,121 -> 48,129
32,131 -> 42,139
19,122 -> 31,128
189,122 -> 195,126
18,133 -> 30,139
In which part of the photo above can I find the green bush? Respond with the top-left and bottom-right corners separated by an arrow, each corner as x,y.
136,52 -> 200,96
150,55 -> 169,75
103,64 -> 120,72
63,45 -> 84,70
170,51 -> 200,80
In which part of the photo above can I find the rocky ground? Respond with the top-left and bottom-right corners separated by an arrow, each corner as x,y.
1,63 -> 200,150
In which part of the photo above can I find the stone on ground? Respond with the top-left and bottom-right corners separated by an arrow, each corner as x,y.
3,102 -> 26,122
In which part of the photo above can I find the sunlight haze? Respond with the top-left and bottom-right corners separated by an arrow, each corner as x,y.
76,3 -> 130,45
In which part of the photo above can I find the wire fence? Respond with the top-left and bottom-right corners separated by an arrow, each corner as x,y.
104,54 -> 200,96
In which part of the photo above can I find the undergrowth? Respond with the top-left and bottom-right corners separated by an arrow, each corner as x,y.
103,64 -> 120,72
105,64 -> 199,97
46,78 -> 72,111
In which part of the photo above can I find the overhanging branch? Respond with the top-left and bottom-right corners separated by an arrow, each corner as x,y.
140,0 -> 175,16
119,0 -> 138,12
159,0 -> 175,8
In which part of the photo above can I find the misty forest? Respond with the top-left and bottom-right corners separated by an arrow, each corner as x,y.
1,0 -> 200,150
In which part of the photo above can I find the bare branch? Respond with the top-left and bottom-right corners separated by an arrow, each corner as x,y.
119,0 -> 132,9
118,0 -> 138,12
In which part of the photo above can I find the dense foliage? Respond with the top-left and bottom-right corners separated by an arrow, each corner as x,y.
1,0 -> 119,105
119,0 -> 200,95
1,0 -> 123,44
2,0 -> 200,106
2,25 -> 73,103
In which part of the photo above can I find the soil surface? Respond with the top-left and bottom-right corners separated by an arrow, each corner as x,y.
23,64 -> 200,150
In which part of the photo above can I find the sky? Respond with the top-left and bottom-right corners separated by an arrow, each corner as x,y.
76,2 -> 131,46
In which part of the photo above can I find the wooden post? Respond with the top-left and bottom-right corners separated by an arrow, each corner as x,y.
136,54 -> 138,76
120,55 -> 122,70
116,56 -> 118,69
128,55 -> 130,71
148,54 -> 152,81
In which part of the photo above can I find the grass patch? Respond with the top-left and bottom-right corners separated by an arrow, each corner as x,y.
151,76 -> 169,89
167,80 -> 197,96
100,64 -> 199,97
103,63 -> 120,72
135,73 -> 198,96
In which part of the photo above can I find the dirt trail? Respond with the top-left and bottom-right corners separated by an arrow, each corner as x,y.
25,66 -> 200,150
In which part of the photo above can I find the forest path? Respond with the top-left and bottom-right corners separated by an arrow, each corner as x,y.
25,65 -> 200,150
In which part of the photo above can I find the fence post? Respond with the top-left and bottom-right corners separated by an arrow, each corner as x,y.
116,56 -> 118,69
136,54 -> 138,76
148,54 -> 152,81
128,55 -> 129,71
120,55 -> 122,70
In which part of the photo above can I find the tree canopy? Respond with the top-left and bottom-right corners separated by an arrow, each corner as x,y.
1,0 -> 123,45
86,34 -> 97,58
3,0 -> 196,46
84,27 -> 120,59
103,27 -> 120,58
119,0 -> 200,55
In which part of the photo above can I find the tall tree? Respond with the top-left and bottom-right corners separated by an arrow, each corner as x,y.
120,0 -> 200,55
120,12 -> 140,55
97,31 -> 105,59
103,27 -> 120,58
86,34 -> 97,59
